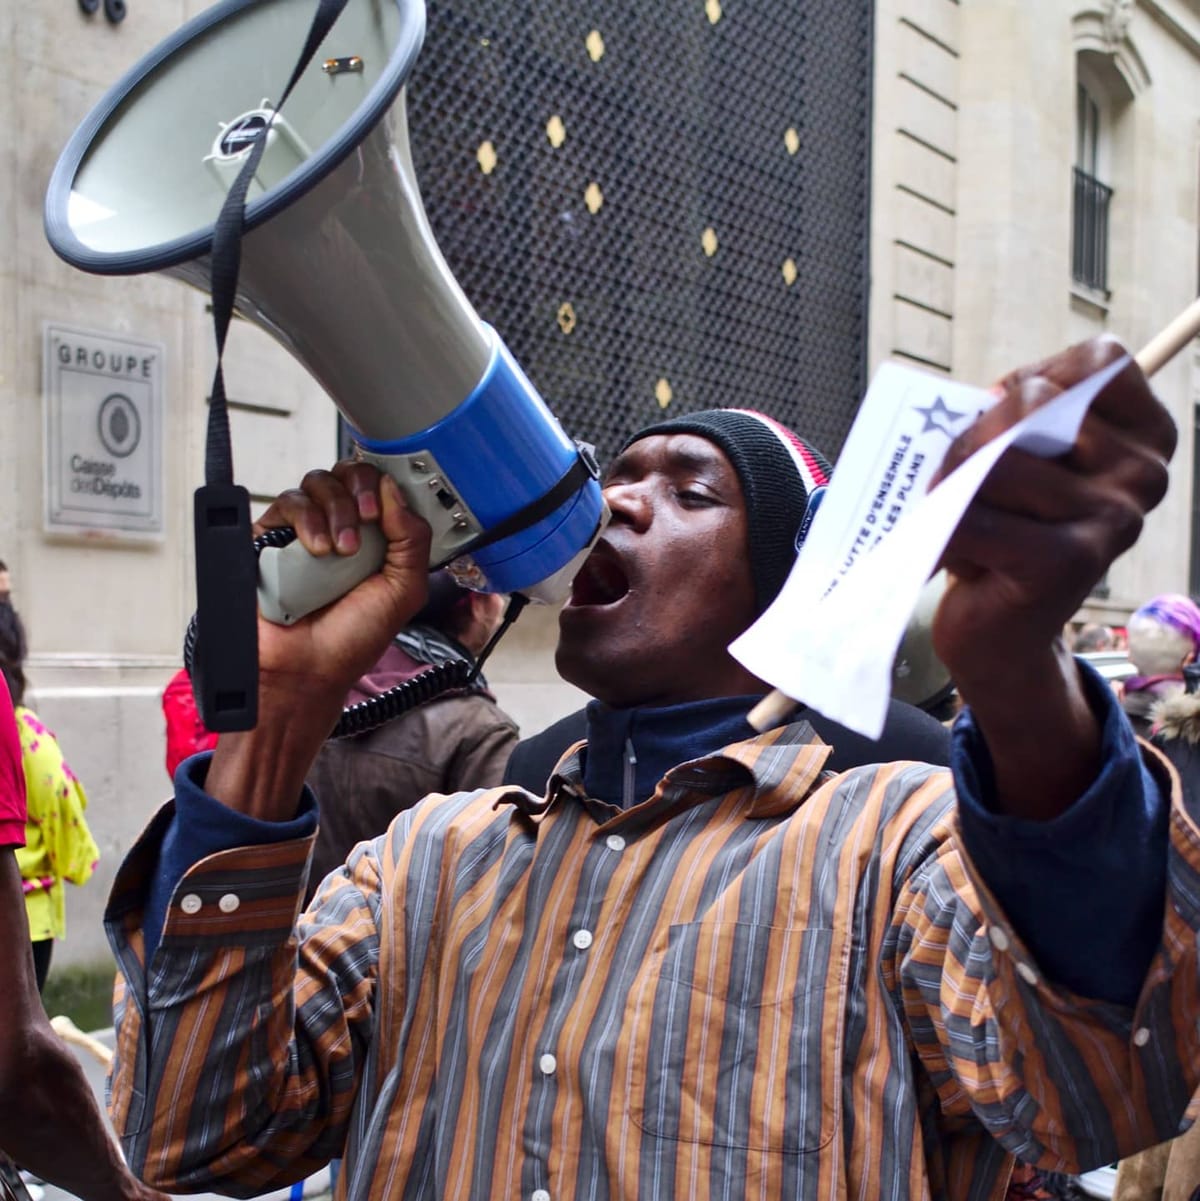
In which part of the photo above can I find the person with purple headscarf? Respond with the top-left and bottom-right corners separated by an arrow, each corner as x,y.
1120,592 -> 1200,735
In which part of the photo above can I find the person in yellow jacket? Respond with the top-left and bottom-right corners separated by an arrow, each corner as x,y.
0,601 -> 98,992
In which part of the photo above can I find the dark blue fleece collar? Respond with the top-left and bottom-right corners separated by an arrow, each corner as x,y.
582,695 -> 764,808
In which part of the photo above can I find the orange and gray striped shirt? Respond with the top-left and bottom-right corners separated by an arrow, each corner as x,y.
105,720 -> 1200,1201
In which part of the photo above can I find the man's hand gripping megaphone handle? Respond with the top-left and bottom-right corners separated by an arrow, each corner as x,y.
257,524 -> 387,626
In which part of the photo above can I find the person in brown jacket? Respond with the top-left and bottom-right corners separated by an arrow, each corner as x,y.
305,571 -> 518,899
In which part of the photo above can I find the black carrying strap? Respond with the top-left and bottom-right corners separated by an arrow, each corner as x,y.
205,0 -> 351,482
193,0 -> 351,732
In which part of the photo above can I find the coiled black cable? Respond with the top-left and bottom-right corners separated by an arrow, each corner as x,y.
183,527 -> 528,741
332,658 -> 473,738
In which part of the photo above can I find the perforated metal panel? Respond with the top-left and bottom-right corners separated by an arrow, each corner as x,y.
406,0 -> 873,466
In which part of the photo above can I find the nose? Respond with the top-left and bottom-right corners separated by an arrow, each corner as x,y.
602,479 -> 652,530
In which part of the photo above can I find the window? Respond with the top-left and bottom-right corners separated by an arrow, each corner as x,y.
1076,83 -> 1101,177
1072,69 -> 1113,293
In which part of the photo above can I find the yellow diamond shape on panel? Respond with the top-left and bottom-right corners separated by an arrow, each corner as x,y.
585,182 -> 604,214
784,127 -> 800,156
782,258 -> 798,286
477,141 -> 498,175
557,302 -> 577,334
586,30 -> 605,61
655,378 -> 674,409
706,0 -> 722,24
701,227 -> 718,257
546,115 -> 566,148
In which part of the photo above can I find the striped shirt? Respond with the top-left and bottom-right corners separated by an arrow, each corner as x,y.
105,720 -> 1200,1201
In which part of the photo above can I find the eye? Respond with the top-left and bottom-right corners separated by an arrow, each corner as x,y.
675,487 -> 719,508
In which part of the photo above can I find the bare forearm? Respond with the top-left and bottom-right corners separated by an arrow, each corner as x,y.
205,679 -> 342,822
206,728 -> 322,822
955,639 -> 1101,820
0,1026 -> 145,1201
203,471 -> 432,823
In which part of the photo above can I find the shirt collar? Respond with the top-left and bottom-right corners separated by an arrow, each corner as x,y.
503,716 -> 833,823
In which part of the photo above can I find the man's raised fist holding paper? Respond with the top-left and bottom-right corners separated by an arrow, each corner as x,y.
103,329 -> 1200,1201
934,336 -> 1175,821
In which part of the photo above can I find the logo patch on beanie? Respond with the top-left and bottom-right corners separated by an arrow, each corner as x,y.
795,485 -> 827,551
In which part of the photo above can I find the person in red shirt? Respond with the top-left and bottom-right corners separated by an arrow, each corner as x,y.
0,674 -> 164,1201
161,667 -> 218,779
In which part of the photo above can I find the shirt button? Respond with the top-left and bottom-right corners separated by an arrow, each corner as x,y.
1133,1027 -> 1151,1048
1016,962 -> 1039,987
572,929 -> 593,951
218,893 -> 241,914
531,1190 -> 551,1201
539,1053 -> 558,1075
179,893 -> 202,915
605,834 -> 626,852
988,926 -> 1010,953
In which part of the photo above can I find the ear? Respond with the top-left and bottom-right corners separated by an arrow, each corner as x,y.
464,592 -> 509,652
470,591 -> 507,622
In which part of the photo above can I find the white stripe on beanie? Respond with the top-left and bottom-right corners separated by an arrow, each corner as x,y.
730,408 -> 831,495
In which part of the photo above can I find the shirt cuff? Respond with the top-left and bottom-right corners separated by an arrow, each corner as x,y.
952,657 -> 1168,1006
142,752 -> 318,961
172,751 -> 318,852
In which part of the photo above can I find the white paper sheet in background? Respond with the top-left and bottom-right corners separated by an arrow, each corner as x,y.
730,356 -> 1132,739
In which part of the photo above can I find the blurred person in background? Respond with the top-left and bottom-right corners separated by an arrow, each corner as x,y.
1119,593 -> 1200,735
0,670 -> 165,1201
305,569 -> 518,897
0,601 -> 98,992
1072,622 -> 1115,653
161,666 -> 218,779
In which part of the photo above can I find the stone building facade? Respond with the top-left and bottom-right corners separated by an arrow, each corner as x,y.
2,0 -> 1197,968
871,0 -> 1200,622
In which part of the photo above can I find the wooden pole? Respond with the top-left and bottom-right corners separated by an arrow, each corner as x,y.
50,1013 -> 114,1069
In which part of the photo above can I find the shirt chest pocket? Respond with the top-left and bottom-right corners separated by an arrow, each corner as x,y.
624,922 -> 841,1157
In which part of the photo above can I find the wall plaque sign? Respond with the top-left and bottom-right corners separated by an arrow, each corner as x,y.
43,323 -> 164,537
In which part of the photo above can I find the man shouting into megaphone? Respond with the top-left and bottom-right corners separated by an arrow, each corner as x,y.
103,337 -> 1195,1201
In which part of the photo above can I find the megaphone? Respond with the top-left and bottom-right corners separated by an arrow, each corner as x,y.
44,0 -> 606,625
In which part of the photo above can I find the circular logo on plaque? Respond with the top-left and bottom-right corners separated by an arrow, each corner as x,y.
97,393 -> 141,458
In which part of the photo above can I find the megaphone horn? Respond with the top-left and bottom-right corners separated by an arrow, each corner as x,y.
45,0 -> 606,626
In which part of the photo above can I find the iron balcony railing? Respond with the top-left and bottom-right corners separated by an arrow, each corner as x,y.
1072,167 -> 1112,293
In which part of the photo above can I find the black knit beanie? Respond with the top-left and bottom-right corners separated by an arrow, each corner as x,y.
622,408 -> 833,613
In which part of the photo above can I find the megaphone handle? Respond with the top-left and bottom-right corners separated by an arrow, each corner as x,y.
257,524 -> 387,626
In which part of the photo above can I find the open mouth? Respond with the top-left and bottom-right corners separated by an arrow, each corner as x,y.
568,544 -> 630,607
